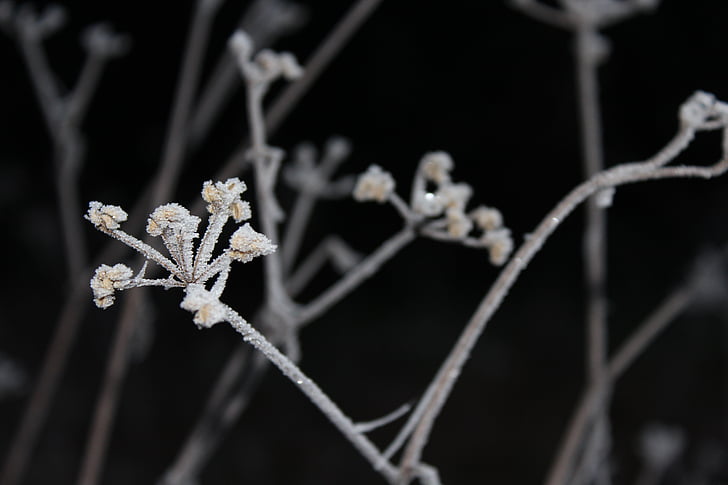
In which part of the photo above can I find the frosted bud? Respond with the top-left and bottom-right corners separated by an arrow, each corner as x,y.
82,23 -> 129,58
181,284 -> 227,328
229,30 -> 253,63
680,91 -> 716,128
470,206 -> 503,231
202,178 -> 251,222
228,223 -> 277,263
324,136 -> 352,162
446,209 -> 473,239
86,201 -> 128,231
437,182 -> 472,210
640,424 -> 684,470
255,49 -> 282,79
147,203 -> 199,237
90,263 -> 134,308
278,52 -> 303,80
420,151 -> 453,184
353,165 -> 395,203
20,4 -> 65,38
482,228 -> 513,266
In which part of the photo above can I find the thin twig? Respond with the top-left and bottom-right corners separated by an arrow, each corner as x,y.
221,304 -> 400,483
544,286 -> 694,485
0,279 -> 88,485
575,24 -> 611,485
296,227 -> 416,326
77,289 -> 144,485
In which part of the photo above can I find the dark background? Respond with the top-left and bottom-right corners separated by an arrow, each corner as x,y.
2,0 -> 728,484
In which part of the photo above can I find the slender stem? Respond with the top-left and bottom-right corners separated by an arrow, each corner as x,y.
159,345 -> 255,485
210,0 -> 385,184
221,304 -> 399,483
576,26 -> 608,388
246,81 -> 292,319
395,131 -> 724,482
281,190 -> 319,273
544,286 -> 694,485
16,29 -> 61,134
66,52 -> 105,123
286,236 -> 352,296
1,25 -> 112,485
56,133 -> 87,278
264,0 -> 384,135
296,227 -> 416,326
77,289 -> 144,485
149,1 -> 220,207
575,25 -> 611,485
0,279 -> 88,485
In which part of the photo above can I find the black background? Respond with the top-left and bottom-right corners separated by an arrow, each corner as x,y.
2,1 -> 728,484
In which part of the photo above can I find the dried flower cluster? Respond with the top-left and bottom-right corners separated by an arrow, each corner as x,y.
86,178 -> 275,327
354,151 -> 514,265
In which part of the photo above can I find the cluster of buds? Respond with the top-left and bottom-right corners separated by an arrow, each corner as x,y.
353,152 -> 514,266
228,29 -> 302,86
86,178 -> 276,327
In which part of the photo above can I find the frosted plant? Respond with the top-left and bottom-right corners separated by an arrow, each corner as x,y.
87,178 -> 408,485
354,151 -> 514,266
86,177 -> 274,326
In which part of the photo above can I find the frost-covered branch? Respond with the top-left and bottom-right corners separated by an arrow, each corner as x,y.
396,92 -> 728,483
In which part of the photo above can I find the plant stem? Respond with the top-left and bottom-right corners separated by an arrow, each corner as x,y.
222,304 -> 400,483
575,24 -> 611,485
544,285 -> 694,485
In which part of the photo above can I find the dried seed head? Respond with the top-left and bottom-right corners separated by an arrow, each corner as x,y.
228,223 -> 277,263
353,165 -> 395,203
90,263 -> 133,308
86,201 -> 128,231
